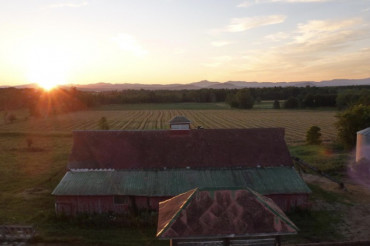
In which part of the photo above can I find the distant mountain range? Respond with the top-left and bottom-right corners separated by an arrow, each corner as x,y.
2,78 -> 370,91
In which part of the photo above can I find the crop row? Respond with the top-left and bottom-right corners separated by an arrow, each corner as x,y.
0,109 -> 337,144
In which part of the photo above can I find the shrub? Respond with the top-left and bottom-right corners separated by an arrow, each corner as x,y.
273,100 -> 280,109
26,138 -> 33,148
306,126 -> 322,145
98,117 -> 110,130
7,113 -> 17,123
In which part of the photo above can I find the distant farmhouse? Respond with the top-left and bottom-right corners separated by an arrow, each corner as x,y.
52,116 -> 311,215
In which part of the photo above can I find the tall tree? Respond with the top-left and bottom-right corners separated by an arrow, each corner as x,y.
336,104 -> 370,148
235,89 -> 254,109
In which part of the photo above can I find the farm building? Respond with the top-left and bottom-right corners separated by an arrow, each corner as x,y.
52,124 -> 311,215
157,187 -> 298,246
356,127 -> 370,162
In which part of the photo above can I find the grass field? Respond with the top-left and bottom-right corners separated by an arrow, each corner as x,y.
0,103 -> 338,144
0,103 -> 349,244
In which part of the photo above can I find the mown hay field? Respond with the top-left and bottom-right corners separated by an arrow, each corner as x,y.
0,104 -> 338,144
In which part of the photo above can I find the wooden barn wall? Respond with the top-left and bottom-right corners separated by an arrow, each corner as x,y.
266,194 -> 310,211
55,194 -> 308,215
55,196 -> 171,215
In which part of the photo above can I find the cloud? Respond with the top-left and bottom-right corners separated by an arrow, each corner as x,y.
203,56 -> 232,67
257,0 -> 332,2
211,41 -> 234,47
237,1 -> 253,7
236,18 -> 370,80
265,32 -> 290,41
225,15 -> 286,32
44,1 -> 88,9
112,33 -> 148,57
292,18 -> 364,48
173,48 -> 186,55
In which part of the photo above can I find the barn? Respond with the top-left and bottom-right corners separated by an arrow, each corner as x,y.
157,187 -> 298,246
52,121 -> 311,215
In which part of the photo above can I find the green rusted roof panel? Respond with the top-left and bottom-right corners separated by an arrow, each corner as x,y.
52,167 -> 311,196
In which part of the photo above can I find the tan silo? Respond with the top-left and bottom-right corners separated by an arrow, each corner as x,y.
356,127 -> 370,162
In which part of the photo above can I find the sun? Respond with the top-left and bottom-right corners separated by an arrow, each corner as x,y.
25,47 -> 69,91
28,62 -> 67,91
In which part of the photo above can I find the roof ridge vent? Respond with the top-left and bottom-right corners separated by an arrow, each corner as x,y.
169,116 -> 191,130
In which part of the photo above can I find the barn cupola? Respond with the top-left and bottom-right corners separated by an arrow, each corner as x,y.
169,116 -> 191,130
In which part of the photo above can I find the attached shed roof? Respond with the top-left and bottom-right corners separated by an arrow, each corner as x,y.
358,127 -> 370,136
68,128 -> 293,170
52,167 -> 311,196
157,187 -> 298,239
169,116 -> 191,124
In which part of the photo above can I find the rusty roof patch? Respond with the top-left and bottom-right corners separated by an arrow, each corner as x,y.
157,187 -> 298,239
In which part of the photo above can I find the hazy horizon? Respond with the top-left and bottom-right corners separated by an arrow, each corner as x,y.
1,0 -> 369,88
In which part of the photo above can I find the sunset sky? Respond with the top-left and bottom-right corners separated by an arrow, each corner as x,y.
0,0 -> 369,86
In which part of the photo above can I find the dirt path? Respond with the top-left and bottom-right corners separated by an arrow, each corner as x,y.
303,173 -> 370,240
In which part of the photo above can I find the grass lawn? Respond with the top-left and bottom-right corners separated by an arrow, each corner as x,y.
289,144 -> 351,177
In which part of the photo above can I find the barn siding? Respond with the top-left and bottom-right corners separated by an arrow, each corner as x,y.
55,196 -> 172,215
266,194 -> 310,211
56,193 -> 308,216
56,196 -> 127,215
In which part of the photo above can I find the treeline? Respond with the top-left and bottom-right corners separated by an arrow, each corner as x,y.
0,85 -> 369,116
0,87 -> 89,117
68,85 -> 370,109
225,86 -> 369,109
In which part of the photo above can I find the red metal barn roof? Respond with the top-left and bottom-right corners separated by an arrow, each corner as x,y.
68,128 -> 293,169
157,187 -> 298,239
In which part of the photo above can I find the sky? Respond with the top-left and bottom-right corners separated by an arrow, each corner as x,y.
0,0 -> 369,86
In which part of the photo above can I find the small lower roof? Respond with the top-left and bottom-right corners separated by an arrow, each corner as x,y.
52,167 -> 311,196
157,187 -> 298,239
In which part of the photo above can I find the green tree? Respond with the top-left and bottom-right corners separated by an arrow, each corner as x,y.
335,104 -> 370,149
235,89 -> 254,109
98,117 -> 110,130
225,93 -> 238,108
306,126 -> 322,145
303,94 -> 316,108
284,97 -> 299,109
273,100 -> 280,109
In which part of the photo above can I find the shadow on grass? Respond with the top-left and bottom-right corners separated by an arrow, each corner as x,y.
286,208 -> 344,244
32,212 -> 167,246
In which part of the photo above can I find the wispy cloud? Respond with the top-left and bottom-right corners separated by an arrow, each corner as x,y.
228,15 -> 286,32
203,56 -> 232,67
257,0 -> 332,2
293,18 -> 363,46
211,40 -> 234,47
237,1 -> 253,8
237,18 -> 370,80
212,15 -> 286,33
173,48 -> 186,55
238,0 -> 331,7
112,33 -> 148,57
44,1 -> 88,9
265,32 -> 289,41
